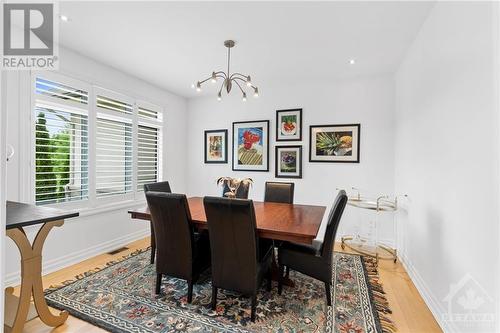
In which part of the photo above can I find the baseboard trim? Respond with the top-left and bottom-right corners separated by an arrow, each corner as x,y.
5,228 -> 149,287
398,252 -> 458,333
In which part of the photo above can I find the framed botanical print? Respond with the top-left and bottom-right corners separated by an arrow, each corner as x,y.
204,129 -> 228,163
275,145 -> 302,178
309,124 -> 360,163
276,108 -> 302,141
232,120 -> 269,171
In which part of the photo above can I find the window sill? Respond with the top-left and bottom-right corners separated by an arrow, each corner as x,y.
77,200 -> 147,218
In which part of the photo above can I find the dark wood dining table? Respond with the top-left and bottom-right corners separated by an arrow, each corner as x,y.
128,196 -> 326,245
128,197 -> 326,286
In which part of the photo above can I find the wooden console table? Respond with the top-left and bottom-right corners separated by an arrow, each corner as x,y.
4,201 -> 79,333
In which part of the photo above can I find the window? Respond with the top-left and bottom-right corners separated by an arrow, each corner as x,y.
34,76 -> 89,205
33,75 -> 163,206
137,125 -> 159,190
137,102 -> 162,192
95,117 -> 133,197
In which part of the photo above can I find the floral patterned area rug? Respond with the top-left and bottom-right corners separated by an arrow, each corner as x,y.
45,249 -> 395,333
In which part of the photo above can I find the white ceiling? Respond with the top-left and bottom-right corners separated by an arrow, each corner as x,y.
58,1 -> 434,98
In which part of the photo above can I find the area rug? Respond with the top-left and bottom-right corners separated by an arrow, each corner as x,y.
45,248 -> 395,333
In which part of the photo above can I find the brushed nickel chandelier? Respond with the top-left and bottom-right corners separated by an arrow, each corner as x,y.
192,40 -> 259,101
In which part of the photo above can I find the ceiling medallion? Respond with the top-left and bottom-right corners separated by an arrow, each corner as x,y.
192,40 -> 259,101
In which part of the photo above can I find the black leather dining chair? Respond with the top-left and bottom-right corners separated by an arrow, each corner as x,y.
203,197 -> 273,322
264,181 -> 294,204
264,181 -> 295,275
222,181 -> 251,199
146,192 -> 211,303
144,181 -> 172,193
144,181 -> 172,264
278,190 -> 348,306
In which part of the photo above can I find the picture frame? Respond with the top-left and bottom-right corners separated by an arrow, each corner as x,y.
276,108 -> 302,141
204,129 -> 228,163
309,124 -> 360,163
275,145 -> 302,178
232,120 -> 270,172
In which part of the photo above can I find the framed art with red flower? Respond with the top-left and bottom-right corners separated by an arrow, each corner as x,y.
275,145 -> 302,178
276,108 -> 302,141
232,120 -> 269,172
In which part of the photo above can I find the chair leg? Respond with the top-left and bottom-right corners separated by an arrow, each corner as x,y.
325,281 -> 332,306
285,266 -> 290,278
150,221 -> 156,264
187,281 -> 193,303
278,264 -> 284,295
155,273 -> 162,294
211,286 -> 217,310
251,294 -> 257,322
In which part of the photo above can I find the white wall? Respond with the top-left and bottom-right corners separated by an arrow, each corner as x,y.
4,47 -> 188,286
395,2 -> 499,332
186,76 -> 396,242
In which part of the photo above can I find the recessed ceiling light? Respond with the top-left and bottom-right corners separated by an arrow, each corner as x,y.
60,15 -> 69,22
349,59 -> 356,65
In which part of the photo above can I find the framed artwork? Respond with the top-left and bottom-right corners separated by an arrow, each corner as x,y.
276,108 -> 302,141
275,145 -> 302,178
204,129 -> 228,163
232,120 -> 269,171
309,124 -> 360,163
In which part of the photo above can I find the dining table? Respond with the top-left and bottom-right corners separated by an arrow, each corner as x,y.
128,196 -> 326,285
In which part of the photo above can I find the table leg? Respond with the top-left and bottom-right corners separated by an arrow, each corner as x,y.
5,220 -> 69,333
270,251 -> 294,287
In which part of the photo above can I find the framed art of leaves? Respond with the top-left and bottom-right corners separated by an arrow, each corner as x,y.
309,124 -> 360,163
275,145 -> 302,178
232,120 -> 270,172
204,129 -> 228,163
276,108 -> 302,141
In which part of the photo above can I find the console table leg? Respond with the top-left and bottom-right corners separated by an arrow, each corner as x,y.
5,221 -> 68,333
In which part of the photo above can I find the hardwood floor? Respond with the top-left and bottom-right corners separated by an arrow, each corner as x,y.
12,238 -> 442,333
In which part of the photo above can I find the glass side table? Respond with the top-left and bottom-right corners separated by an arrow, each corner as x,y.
341,191 -> 404,263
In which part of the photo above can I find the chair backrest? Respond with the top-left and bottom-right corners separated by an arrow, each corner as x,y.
146,192 -> 194,279
203,196 -> 259,294
144,181 -> 172,193
222,181 -> 251,199
264,181 -> 295,204
321,190 -> 348,259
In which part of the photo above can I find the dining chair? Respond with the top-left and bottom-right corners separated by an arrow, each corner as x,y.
278,190 -> 348,306
263,181 -> 295,276
146,192 -> 211,303
144,181 -> 172,264
203,196 -> 273,322
264,181 -> 294,204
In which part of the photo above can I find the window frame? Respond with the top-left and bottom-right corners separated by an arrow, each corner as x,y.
30,73 -> 164,210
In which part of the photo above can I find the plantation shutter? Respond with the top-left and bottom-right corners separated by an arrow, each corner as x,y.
95,89 -> 134,198
34,76 -> 89,205
137,125 -> 159,190
137,102 -> 162,191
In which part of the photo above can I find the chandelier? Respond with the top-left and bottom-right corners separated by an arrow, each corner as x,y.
192,40 -> 259,101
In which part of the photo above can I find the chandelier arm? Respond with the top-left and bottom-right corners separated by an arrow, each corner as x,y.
232,76 -> 248,83
230,73 -> 248,79
214,71 -> 227,78
218,81 -> 224,94
215,74 -> 226,80
232,79 -> 246,94
198,77 -> 212,85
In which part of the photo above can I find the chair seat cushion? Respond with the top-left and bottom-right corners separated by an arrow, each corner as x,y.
278,241 -> 330,282
280,241 -> 321,256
